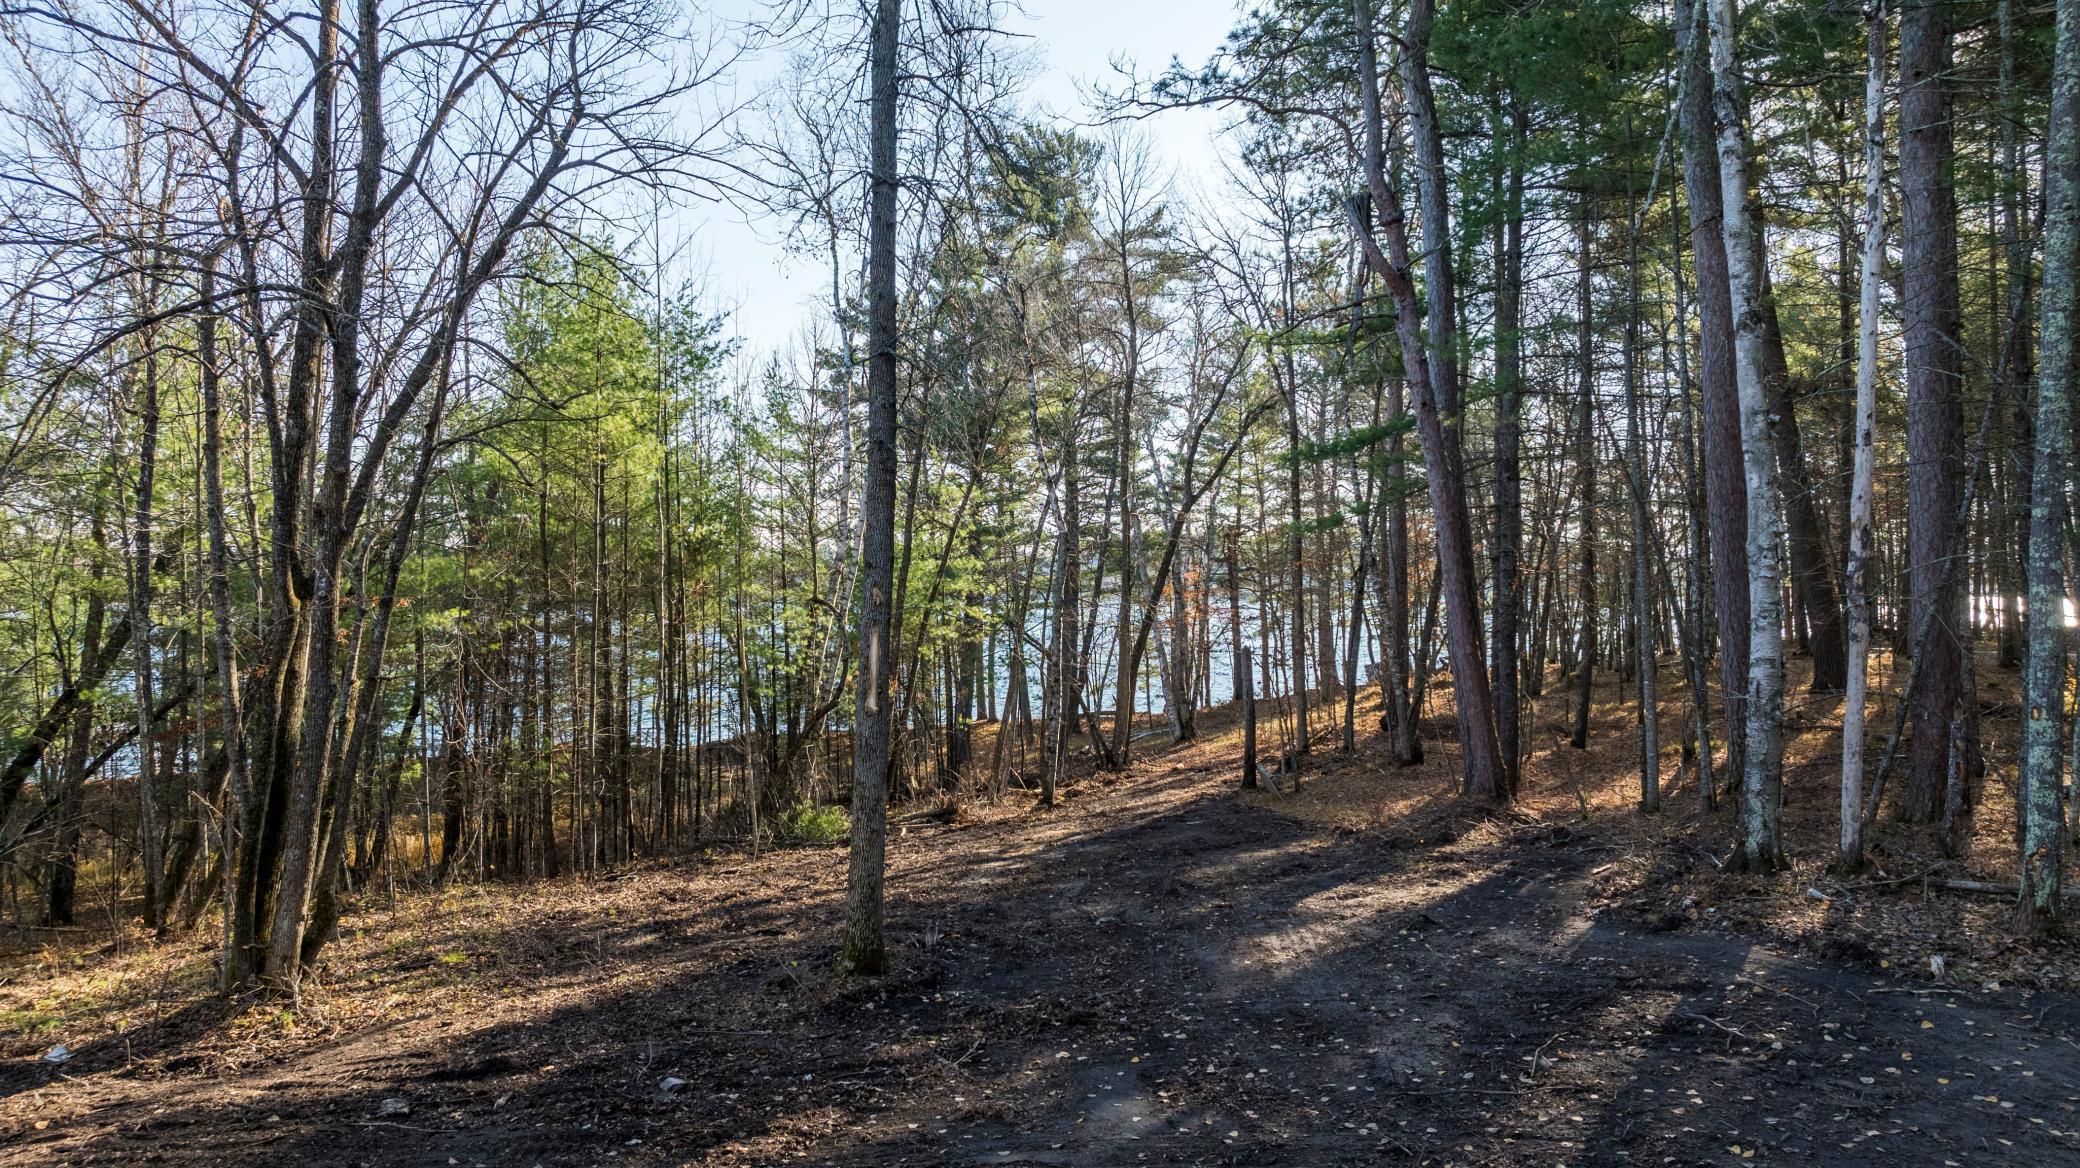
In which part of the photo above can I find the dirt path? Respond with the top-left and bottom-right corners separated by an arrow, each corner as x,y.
6,749 -> 2078,1166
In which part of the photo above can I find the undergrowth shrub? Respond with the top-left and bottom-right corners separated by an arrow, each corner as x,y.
776,801 -> 850,843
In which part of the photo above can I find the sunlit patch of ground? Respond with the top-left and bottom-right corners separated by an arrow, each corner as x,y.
1261,649 -> 2077,992
1,654 -> 2077,1167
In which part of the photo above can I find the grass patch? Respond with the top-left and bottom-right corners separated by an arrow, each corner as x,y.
0,1008 -> 63,1038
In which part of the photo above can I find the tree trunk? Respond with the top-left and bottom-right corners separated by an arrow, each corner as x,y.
129,344 -> 163,930
1708,0 -> 1788,872
1400,0 -> 1500,800
841,0 -> 900,978
1351,0 -> 1504,801
1283,384 -> 1308,755
1108,267 -> 1141,766
1380,376 -> 1419,764
2015,0 -> 2077,934
197,257 -> 256,977
1898,0 -> 1966,824
1671,231 -> 1719,816
42,581 -> 109,927
1240,645 -> 1257,788
1623,153 -> 1660,813
1840,2 -> 1889,873
1570,206 -> 1599,752
1996,0 -> 2037,674
948,559 -> 981,791
1758,268 -> 1849,691
1049,420 -> 1082,807
1676,0 -> 1750,781
1169,542 -> 1198,743
1491,108 -> 1526,793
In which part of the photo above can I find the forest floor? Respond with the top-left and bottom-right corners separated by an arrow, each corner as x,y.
4,657 -> 2080,1167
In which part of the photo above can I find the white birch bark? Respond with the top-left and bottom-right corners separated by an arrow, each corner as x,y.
1706,0 -> 1787,871
1840,0 -> 1888,873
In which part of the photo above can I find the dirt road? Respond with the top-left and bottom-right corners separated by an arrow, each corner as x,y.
6,750 -> 2077,1166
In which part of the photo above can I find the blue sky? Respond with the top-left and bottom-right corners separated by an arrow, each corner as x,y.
686,0 -> 1243,354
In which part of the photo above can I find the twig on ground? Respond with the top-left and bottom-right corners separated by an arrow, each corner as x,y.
1677,1012 -> 1755,1041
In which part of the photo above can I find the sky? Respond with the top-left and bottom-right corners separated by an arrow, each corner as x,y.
690,0 -> 1244,355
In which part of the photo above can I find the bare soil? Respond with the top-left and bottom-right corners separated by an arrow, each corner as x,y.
4,675 -> 2079,1167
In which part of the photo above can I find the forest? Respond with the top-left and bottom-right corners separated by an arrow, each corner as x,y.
0,0 -> 2077,1163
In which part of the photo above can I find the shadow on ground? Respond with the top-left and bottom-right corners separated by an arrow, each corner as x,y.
5,751 -> 2077,1167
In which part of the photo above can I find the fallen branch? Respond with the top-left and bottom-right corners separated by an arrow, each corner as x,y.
1845,864 -> 1949,890
1924,877 -> 2080,899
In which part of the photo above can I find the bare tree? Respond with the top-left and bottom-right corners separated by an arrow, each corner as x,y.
2,0 -> 717,998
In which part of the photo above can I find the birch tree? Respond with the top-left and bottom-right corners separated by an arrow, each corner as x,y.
1839,0 -> 1888,874
1706,0 -> 1786,871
